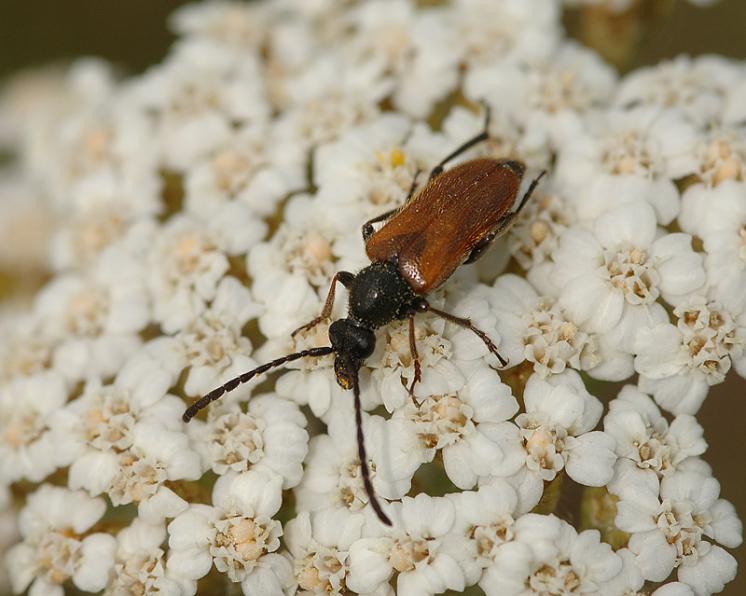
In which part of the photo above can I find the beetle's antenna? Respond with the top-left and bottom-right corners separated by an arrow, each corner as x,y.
182,346 -> 335,422
352,368 -> 392,526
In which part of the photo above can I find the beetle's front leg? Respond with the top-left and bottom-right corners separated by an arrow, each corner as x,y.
291,271 -> 355,337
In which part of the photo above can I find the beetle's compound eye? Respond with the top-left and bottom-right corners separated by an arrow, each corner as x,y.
329,319 -> 376,361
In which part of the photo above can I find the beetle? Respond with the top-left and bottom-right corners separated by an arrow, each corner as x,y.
183,109 -> 545,525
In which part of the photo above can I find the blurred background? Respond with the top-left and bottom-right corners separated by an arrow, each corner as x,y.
1,0 -> 746,78
1,0 -> 745,594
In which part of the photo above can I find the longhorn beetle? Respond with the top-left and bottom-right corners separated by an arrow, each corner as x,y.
183,108 -> 545,525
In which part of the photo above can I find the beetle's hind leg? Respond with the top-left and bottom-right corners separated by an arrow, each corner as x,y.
464,169 -> 547,265
291,271 -> 355,337
514,170 -> 547,217
429,104 -> 492,180
362,170 -> 421,241
362,208 -> 398,242
426,305 -> 508,367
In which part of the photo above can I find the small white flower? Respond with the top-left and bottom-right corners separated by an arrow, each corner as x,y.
552,201 -> 704,344
271,0 -> 352,21
68,420 -> 201,523
50,202 -> 157,273
345,1 -> 458,118
283,508 -> 364,595
652,583 -> 697,596
105,518 -> 194,596
604,385 -> 707,485
442,482 -> 527,587
0,504 -> 18,594
295,412 -> 410,515
49,337 -> 185,462
506,185 -> 575,293
169,0 -> 273,51
555,107 -> 698,224
30,90 -> 160,217
347,493 -> 465,595
2,58 -> 116,183
130,39 -> 270,170
614,55 -> 738,127
167,471 -> 292,594
313,114 -> 438,225
148,213 -> 262,333
183,121 -> 306,220
451,0 -> 560,69
723,75 -> 746,124
466,41 -> 617,148
514,371 -> 617,488
477,513 -> 622,596
276,53 -> 390,151
679,180 -> 746,302
176,276 -> 261,397
611,470 -> 742,593
634,295 -> 746,414
0,374 -> 67,484
248,194 -> 352,325
524,522 -> 623,595
34,250 -> 149,382
489,274 -> 608,379
188,393 -> 308,488
0,314 -> 61,384
5,485 -> 116,596
387,364 -> 521,489
602,547 -> 699,596
600,547 -> 646,596
254,274 -> 332,345
685,127 -> 746,196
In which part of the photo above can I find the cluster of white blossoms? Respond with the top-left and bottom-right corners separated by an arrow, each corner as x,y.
0,0 -> 743,595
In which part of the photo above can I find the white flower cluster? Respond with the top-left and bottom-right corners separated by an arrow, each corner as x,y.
0,0 -> 743,595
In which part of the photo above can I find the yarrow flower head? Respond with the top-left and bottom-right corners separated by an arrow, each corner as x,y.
610,468 -> 742,594
0,0 -> 743,595
6,485 -> 116,596
282,508 -> 365,595
167,471 -> 290,593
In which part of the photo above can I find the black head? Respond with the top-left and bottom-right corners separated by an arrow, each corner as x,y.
329,318 -> 375,389
347,261 -> 415,329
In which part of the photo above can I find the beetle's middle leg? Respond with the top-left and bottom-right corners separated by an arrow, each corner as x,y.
464,170 -> 547,264
407,313 -> 422,396
429,105 -> 492,180
291,271 -> 355,337
425,304 -> 508,367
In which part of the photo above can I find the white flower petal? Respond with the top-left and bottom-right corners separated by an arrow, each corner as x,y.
565,432 -> 617,486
